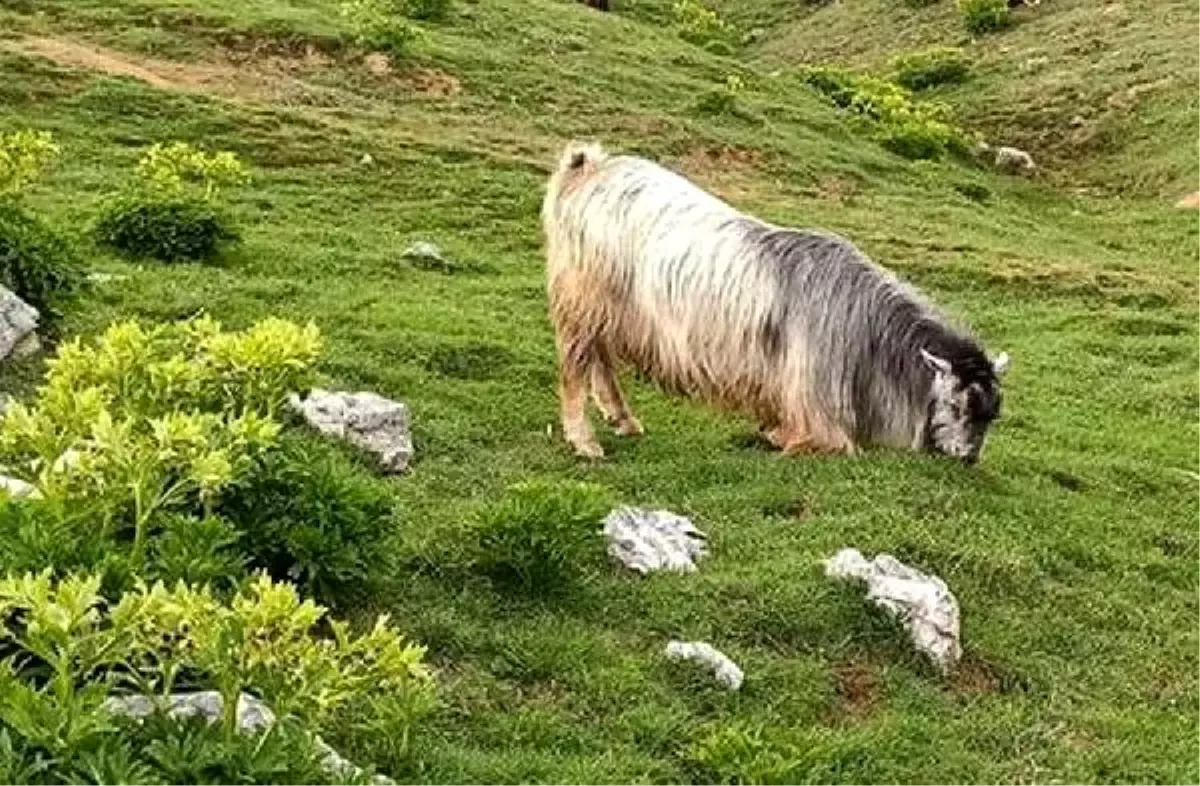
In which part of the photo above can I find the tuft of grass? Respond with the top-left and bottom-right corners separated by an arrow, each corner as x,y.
469,480 -> 613,595
957,0 -> 1011,34
889,45 -> 972,90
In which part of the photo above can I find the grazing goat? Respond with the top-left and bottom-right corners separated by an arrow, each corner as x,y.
541,142 -> 1009,464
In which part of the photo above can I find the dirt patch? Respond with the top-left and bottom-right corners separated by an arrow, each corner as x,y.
828,658 -> 882,722
679,144 -> 763,179
811,175 -> 858,204
401,67 -> 462,97
362,52 -> 392,77
6,35 -> 318,104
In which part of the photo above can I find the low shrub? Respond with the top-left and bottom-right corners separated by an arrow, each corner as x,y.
470,480 -> 612,595
0,201 -> 80,320
695,74 -> 746,116
953,179 -> 992,203
958,0 -> 1011,34
0,129 -> 58,199
94,142 -> 249,264
0,316 -> 322,579
93,195 -> 236,261
339,0 -> 423,54
0,129 -> 79,320
0,571 -> 432,783
402,0 -> 452,21
94,197 -> 237,262
673,0 -> 738,49
800,65 -> 970,160
219,434 -> 397,608
889,46 -> 972,91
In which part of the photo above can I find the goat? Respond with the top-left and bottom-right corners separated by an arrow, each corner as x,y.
541,142 -> 1009,464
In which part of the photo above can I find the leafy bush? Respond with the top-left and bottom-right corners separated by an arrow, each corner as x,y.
94,197 -> 237,262
800,66 -> 970,160
0,201 -> 80,320
673,0 -> 737,49
339,0 -> 423,54
695,74 -> 746,116
953,179 -> 992,203
0,571 -> 432,782
0,316 -> 321,576
889,46 -> 972,91
0,129 -> 59,199
0,129 -> 79,321
470,480 -> 612,595
402,0 -> 452,21
958,0 -> 1011,34
94,142 -> 249,263
219,434 -> 397,607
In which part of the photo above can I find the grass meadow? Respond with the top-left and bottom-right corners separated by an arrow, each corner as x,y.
0,0 -> 1196,781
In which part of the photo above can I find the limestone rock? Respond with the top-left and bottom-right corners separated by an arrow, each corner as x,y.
825,547 -> 962,673
603,507 -> 708,574
290,389 -> 413,473
665,640 -> 744,690
0,286 -> 39,362
104,691 -> 393,784
994,145 -> 1036,175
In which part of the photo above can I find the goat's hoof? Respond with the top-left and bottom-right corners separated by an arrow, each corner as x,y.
572,441 -> 605,460
614,417 -> 644,437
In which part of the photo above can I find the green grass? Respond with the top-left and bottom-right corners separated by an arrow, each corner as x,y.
1,0 -> 1197,782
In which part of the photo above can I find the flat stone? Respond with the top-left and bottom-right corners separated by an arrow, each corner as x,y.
603,506 -> 708,574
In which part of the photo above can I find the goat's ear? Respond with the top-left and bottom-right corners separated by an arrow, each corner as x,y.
920,349 -> 952,375
991,351 -> 1010,376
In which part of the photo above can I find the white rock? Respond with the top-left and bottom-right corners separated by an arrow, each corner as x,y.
360,152 -> 375,166
290,388 -> 413,473
401,240 -> 449,265
665,641 -> 744,691
994,145 -> 1036,174
0,286 -> 39,362
0,474 -> 37,499
825,548 -> 961,672
105,691 -> 392,784
603,507 -> 708,574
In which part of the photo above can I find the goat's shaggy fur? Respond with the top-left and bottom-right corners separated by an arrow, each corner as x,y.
542,141 -> 1006,462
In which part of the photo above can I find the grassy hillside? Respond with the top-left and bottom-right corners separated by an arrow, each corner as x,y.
0,0 -> 1197,782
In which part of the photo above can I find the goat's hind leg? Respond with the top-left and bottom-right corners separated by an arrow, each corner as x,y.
590,344 -> 643,437
556,329 -> 605,459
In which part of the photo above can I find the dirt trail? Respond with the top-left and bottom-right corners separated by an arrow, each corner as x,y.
8,36 -> 254,96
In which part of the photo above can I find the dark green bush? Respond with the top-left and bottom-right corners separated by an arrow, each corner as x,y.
218,434 -> 397,607
953,180 -> 993,203
889,46 -> 972,91
0,201 -> 80,319
94,197 -> 237,263
470,480 -> 612,595
958,0 -> 1011,34
402,0 -> 452,20
801,65 -> 969,160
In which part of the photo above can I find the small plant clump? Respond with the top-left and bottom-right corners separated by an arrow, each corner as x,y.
0,130 -> 80,320
0,570 -> 432,783
402,0 -> 452,21
470,480 -> 613,595
958,0 -> 1011,34
339,0 -> 424,54
0,316 -> 322,582
94,141 -> 249,263
696,74 -> 747,116
673,0 -> 738,53
889,46 -> 972,91
800,66 -> 971,160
